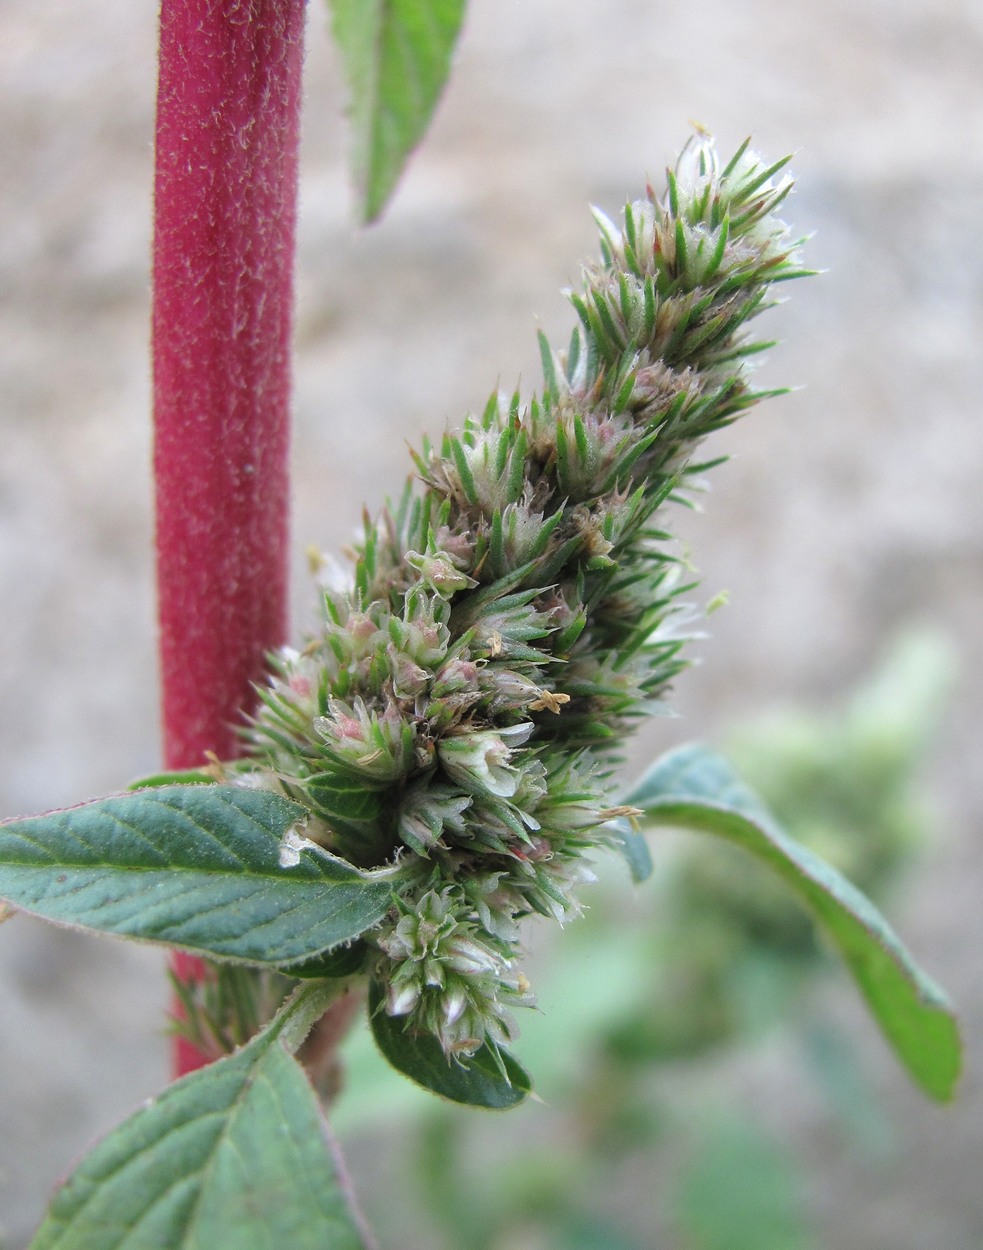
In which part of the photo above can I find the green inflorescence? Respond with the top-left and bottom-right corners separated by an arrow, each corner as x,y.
240,134 -> 809,1060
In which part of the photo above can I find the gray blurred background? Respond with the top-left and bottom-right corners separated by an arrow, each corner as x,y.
1,0 -> 981,1246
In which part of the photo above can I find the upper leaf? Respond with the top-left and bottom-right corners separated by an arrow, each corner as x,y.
329,0 -> 467,222
624,744 -> 962,1102
30,985 -> 369,1250
0,786 -> 393,965
368,980 -> 531,1108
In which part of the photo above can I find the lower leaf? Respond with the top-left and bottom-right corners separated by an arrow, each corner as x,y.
368,981 -> 531,1108
30,985 -> 371,1250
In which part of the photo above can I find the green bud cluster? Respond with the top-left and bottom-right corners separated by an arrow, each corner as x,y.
243,135 -> 807,1059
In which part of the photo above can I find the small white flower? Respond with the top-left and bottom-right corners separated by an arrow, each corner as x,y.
438,723 -> 534,798
443,986 -> 468,1027
387,981 -> 420,1016
444,935 -> 502,977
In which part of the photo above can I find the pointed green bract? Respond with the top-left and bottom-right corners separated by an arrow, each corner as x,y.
329,0 -> 467,222
624,744 -> 962,1101
30,986 -> 369,1250
0,786 -> 393,965
368,981 -> 531,1107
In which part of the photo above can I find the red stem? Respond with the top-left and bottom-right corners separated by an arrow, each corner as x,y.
152,0 -> 306,1076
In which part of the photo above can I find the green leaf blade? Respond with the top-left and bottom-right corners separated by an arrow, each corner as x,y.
610,816 -> 654,883
368,981 -> 531,1108
624,744 -> 962,1101
0,786 -> 393,965
329,0 -> 467,222
31,991 -> 369,1250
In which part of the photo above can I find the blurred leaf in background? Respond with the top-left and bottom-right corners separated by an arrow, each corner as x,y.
673,1116 -> 814,1250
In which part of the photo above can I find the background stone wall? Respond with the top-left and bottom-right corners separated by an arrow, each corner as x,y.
1,1 -> 981,1245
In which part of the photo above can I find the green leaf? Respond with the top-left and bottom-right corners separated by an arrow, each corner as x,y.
128,769 -> 217,790
329,0 -> 467,222
30,985 -> 370,1250
610,816 -> 654,883
368,981 -> 531,1108
624,744 -> 962,1101
0,786 -> 393,966
304,771 -> 388,844
280,941 -> 369,980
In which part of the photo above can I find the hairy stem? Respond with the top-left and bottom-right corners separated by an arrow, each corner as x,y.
152,0 -> 306,1075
